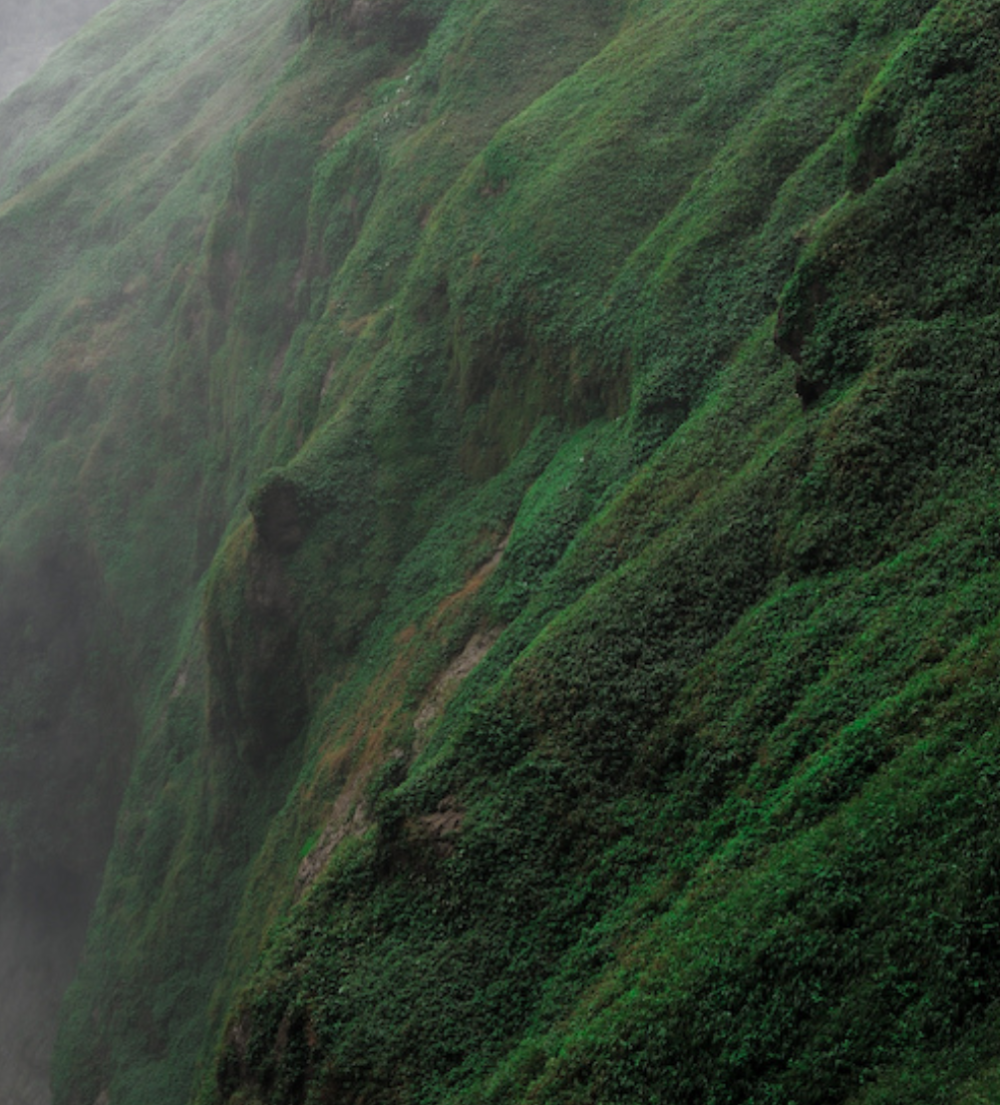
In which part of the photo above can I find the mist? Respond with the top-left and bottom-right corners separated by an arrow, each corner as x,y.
0,860 -> 92,1105
0,0 -> 115,98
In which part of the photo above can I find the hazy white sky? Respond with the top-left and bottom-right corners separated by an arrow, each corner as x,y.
0,0 -> 116,98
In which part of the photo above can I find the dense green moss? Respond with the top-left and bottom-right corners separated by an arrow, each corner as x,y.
0,0 -> 997,1102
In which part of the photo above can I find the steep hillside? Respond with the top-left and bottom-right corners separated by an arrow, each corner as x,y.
0,0 -> 998,1102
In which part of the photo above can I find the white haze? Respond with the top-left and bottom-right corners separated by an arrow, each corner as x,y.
0,5 -> 125,1105
0,0 -> 116,98
0,862 -> 90,1105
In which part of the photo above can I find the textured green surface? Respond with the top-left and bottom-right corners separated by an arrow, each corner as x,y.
0,0 -> 998,1102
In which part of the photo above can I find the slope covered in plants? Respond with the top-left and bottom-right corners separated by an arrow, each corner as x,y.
0,0 -> 998,1102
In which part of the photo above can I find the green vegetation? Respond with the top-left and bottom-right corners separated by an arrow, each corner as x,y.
0,0 -> 997,1102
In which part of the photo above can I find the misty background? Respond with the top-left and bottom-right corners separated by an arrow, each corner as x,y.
0,0 -> 116,98
0,3 -> 120,1102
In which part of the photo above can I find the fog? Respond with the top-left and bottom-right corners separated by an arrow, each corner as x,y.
0,859 -> 91,1105
0,0 -> 116,98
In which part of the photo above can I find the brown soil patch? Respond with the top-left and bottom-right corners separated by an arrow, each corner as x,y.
296,797 -> 369,894
412,533 -> 509,736
414,794 -> 464,856
414,627 -> 502,735
419,796 -> 464,835
341,310 -> 379,337
434,536 -> 508,621
299,647 -> 416,893
299,532 -> 508,888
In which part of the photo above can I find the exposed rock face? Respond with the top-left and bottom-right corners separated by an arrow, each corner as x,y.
413,628 -> 503,734
205,527 -> 309,763
249,474 -> 307,553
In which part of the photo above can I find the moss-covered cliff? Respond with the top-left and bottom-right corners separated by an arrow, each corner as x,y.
1,0 -> 999,1102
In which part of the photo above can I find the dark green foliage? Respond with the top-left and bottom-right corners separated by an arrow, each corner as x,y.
0,0 -> 996,1102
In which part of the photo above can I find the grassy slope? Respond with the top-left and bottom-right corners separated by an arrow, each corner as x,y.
0,0 -> 996,1101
